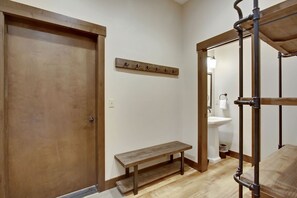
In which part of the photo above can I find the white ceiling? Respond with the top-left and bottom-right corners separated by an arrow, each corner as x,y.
174,0 -> 189,5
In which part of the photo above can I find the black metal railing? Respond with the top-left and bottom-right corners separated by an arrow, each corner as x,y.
233,0 -> 261,197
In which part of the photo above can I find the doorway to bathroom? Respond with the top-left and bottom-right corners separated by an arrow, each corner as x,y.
197,30 -> 254,172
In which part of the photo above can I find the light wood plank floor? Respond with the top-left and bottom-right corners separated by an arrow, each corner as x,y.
88,157 -> 252,198
126,157 -> 251,198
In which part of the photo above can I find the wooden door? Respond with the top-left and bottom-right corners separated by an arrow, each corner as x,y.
6,19 -> 97,198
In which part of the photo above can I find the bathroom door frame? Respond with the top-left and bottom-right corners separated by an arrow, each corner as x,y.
0,0 -> 106,197
197,29 -> 253,172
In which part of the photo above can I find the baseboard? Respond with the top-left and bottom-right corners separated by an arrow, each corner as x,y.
104,174 -> 127,191
227,150 -> 252,163
184,157 -> 199,170
104,157 -> 198,191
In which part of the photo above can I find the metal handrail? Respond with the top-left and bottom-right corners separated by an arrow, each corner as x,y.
233,174 -> 254,190
234,0 -> 243,19
234,15 -> 254,31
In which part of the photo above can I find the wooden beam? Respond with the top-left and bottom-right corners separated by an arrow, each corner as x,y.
0,0 -> 106,36
196,29 -> 250,51
241,0 -> 297,30
96,35 -> 105,192
241,0 -> 297,56
198,50 -> 208,172
0,11 -> 6,198
261,98 -> 297,106
240,97 -> 297,106
133,165 -> 138,195
257,31 -> 289,55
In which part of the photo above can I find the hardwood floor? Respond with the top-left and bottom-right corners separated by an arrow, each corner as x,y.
88,157 -> 252,198
125,157 -> 251,198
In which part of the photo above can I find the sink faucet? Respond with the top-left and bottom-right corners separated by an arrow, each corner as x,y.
208,108 -> 212,115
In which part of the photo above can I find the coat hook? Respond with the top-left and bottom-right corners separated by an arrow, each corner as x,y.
115,58 -> 179,76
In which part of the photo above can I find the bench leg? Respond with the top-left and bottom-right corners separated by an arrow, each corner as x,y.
133,165 -> 138,195
180,151 -> 184,175
125,167 -> 129,178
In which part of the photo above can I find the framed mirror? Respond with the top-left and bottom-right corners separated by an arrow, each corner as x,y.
207,73 -> 212,110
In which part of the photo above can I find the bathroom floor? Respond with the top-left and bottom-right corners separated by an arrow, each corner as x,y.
87,157 -> 251,198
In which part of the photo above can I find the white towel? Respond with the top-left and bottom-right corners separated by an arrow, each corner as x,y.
219,99 -> 227,109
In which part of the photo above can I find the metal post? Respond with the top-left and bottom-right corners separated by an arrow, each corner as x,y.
252,0 -> 261,197
278,52 -> 283,149
234,1 -> 244,197
238,29 -> 244,198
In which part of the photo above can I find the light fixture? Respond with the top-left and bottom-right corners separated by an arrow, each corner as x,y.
207,56 -> 216,72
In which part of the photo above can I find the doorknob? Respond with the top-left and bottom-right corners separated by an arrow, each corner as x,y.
89,116 -> 95,122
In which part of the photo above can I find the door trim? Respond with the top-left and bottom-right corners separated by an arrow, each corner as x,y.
0,0 -> 106,36
196,29 -> 251,172
0,11 -> 7,198
96,35 -> 105,192
0,1 -> 106,197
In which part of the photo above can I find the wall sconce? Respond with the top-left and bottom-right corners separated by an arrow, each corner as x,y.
207,56 -> 216,72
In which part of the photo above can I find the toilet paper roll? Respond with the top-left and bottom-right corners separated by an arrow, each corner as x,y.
219,99 -> 227,109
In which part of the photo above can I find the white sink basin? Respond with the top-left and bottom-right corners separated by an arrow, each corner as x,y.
207,116 -> 232,164
208,116 -> 232,126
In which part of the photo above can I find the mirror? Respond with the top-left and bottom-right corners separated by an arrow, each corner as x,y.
207,73 -> 212,110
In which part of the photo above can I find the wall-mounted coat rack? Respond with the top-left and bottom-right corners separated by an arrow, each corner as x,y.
115,58 -> 179,76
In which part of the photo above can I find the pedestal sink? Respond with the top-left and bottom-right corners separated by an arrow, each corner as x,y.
208,116 -> 232,163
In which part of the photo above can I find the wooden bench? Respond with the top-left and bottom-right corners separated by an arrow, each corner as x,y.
114,141 -> 192,195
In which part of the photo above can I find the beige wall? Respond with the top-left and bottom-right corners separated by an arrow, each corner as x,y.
11,0 -> 295,181
180,0 -> 286,162
180,0 -> 297,160
213,39 -> 297,159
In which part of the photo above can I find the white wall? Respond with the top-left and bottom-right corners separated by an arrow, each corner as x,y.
260,42 -> 297,158
12,0 -> 183,180
213,38 -> 252,156
214,39 -> 297,159
181,0 -> 297,160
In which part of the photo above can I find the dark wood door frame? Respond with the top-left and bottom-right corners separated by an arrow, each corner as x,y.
197,29 -> 251,172
0,1 -> 106,197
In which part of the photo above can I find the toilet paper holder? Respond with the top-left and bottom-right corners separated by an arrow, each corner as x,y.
219,93 -> 228,100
